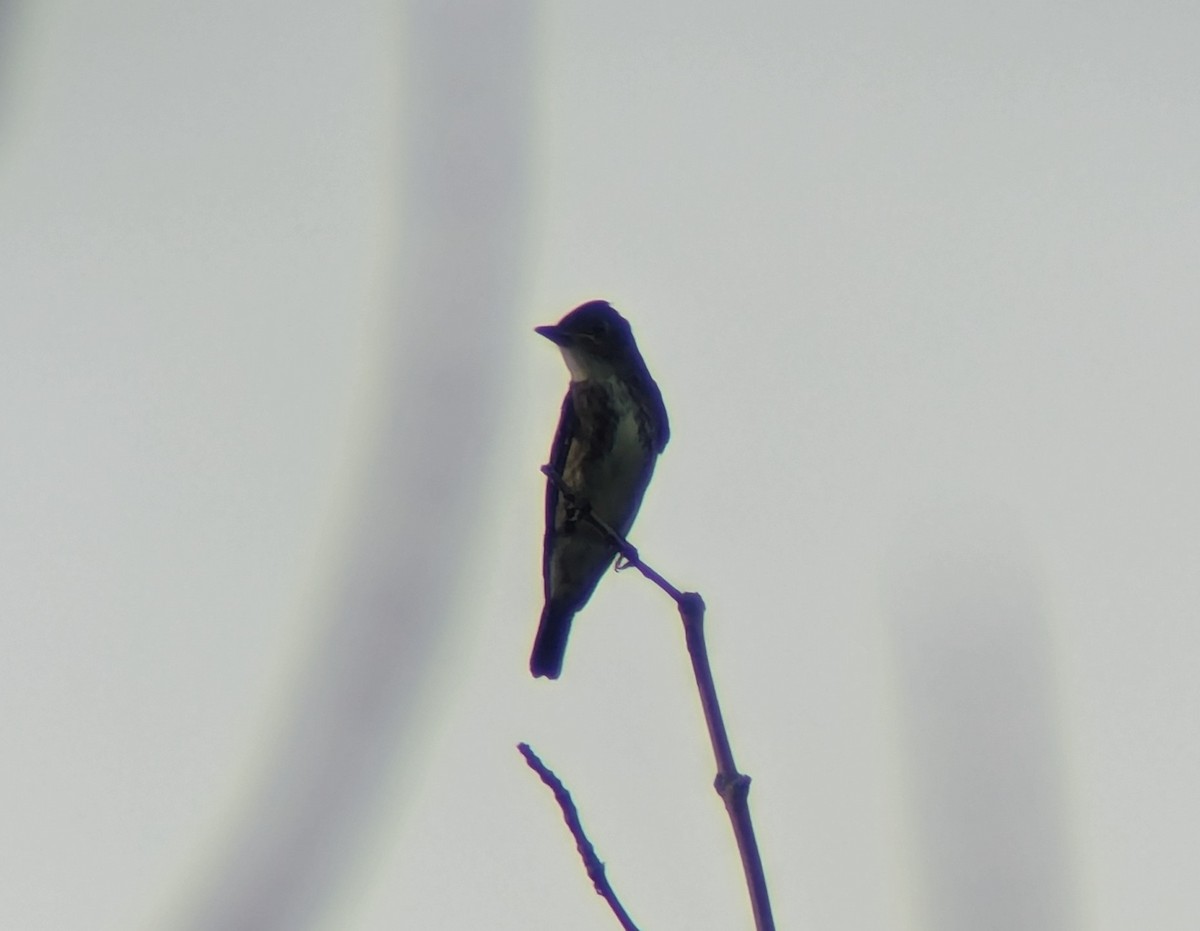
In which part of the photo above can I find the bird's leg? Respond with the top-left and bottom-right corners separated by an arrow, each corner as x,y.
614,550 -> 640,572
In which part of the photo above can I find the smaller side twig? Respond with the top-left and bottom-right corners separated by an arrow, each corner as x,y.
517,743 -> 641,931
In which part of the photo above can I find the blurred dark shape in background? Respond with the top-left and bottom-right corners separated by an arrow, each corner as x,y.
886,502 -> 1079,931
179,3 -> 535,928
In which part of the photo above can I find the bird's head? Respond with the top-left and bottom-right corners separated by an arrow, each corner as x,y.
535,300 -> 636,380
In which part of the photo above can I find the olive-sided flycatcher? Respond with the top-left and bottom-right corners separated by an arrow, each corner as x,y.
530,300 -> 670,679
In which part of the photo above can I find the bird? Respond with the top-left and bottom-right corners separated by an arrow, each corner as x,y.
530,300 -> 670,679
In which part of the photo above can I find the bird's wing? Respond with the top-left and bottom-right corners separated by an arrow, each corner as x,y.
542,389 -> 578,600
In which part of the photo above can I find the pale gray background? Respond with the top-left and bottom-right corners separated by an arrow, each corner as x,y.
2,2 -> 1198,929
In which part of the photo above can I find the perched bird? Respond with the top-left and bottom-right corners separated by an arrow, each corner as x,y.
531,300 -> 670,679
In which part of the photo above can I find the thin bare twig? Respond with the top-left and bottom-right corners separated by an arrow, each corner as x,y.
540,465 -> 681,599
538,465 -> 776,931
517,743 -> 641,931
677,593 -> 775,931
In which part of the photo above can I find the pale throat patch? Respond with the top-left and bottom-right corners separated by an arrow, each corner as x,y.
558,345 -> 593,382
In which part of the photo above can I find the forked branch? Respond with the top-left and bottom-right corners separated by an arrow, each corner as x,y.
535,465 -> 775,931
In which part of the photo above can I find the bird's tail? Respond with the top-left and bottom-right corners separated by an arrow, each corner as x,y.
530,603 -> 575,679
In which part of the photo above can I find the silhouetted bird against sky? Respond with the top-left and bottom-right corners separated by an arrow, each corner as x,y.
531,300 -> 669,679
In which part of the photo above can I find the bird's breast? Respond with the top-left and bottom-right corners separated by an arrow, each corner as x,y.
562,377 -> 656,528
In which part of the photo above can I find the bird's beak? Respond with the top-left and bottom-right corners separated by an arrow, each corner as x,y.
535,324 -> 569,346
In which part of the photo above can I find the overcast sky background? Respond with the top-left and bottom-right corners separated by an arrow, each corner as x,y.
3,2 -> 1200,929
